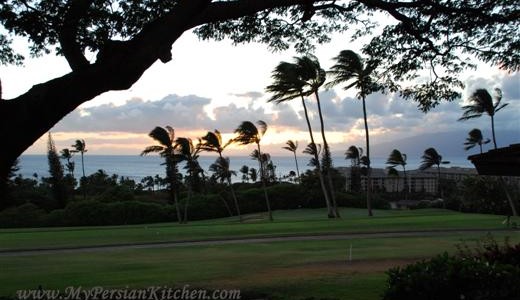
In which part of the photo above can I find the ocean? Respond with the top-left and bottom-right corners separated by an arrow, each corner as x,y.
16,155 -> 474,183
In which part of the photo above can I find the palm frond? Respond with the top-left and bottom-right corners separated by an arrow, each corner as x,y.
234,121 -> 260,145
282,140 -> 298,152
419,147 -> 442,170
141,145 -> 165,156
148,126 -> 172,148
386,149 -> 406,167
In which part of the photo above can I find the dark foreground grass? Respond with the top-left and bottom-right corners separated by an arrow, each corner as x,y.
1,232 -> 519,299
0,208 -> 516,251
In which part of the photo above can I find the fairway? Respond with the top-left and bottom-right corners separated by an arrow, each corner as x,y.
1,208 -> 519,299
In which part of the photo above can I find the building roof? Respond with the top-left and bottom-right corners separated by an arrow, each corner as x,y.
468,144 -> 520,176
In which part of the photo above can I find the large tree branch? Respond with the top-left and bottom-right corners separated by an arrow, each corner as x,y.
59,0 -> 91,70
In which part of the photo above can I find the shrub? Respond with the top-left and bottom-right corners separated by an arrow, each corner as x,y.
383,238 -> 520,300
0,203 -> 46,228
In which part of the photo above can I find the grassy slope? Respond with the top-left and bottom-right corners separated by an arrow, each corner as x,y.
1,208 -> 519,299
0,208 -> 516,251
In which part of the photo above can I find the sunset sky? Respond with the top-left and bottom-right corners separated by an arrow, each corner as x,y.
3,30 -> 519,157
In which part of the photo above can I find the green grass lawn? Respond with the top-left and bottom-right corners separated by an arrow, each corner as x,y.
1,208 -> 519,299
0,208 -> 516,251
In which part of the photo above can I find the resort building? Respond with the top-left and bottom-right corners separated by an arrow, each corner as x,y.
338,166 -> 478,194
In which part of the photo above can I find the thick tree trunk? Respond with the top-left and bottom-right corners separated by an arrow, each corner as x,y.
300,96 -> 334,217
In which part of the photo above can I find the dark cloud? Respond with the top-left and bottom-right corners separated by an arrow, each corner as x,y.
229,91 -> 264,100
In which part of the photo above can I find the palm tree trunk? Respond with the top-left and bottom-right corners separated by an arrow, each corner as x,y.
491,115 -> 497,149
479,144 -> 483,154
219,152 -> 242,222
81,152 -> 86,200
183,170 -> 193,224
436,164 -> 443,200
293,152 -> 301,183
362,96 -> 373,217
314,91 -> 340,218
300,95 -> 334,218
257,143 -> 273,221
170,162 -> 182,224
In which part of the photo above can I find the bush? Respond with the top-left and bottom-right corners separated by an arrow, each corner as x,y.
0,203 -> 47,228
383,238 -> 520,300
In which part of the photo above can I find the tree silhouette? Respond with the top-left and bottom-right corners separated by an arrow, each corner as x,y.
200,130 -> 242,222
464,128 -> 490,154
294,55 -> 340,217
459,88 -> 508,149
386,149 -> 408,199
282,140 -> 301,183
267,60 -> 335,218
419,147 -> 450,198
141,126 -> 183,223
60,148 -> 75,177
47,133 -> 67,208
328,50 -> 384,216
71,139 -> 87,178
239,165 -> 250,183
234,120 -> 273,221
176,137 -> 202,223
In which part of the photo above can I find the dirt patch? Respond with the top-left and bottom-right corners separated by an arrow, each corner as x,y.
207,257 -> 422,288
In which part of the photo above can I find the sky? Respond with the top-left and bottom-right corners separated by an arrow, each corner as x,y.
2,28 -> 519,158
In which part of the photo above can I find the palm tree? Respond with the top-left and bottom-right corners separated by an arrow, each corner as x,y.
176,137 -> 202,224
210,157 -> 237,183
419,147 -> 450,198
60,148 -> 75,177
387,167 -> 400,193
386,149 -> 408,199
464,128 -> 490,154
71,139 -> 87,178
459,88 -> 508,149
328,50 -> 383,217
267,60 -> 335,218
234,120 -> 273,221
345,145 -> 368,193
303,142 -> 322,168
249,167 -> 258,183
293,55 -> 340,217
199,129 -> 242,222
141,126 -> 183,223
282,140 -> 301,183
239,165 -> 250,183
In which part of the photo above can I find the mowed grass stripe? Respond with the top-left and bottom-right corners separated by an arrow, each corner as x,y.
0,208 -> 515,251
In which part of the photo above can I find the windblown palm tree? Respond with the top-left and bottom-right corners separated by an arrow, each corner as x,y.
459,88 -> 508,149
464,128 -> 490,154
387,167 -> 400,193
141,126 -> 183,223
176,137 -> 202,224
419,147 -> 450,198
234,120 -> 273,221
199,130 -> 242,221
282,140 -> 301,183
303,142 -> 322,168
459,89 -> 516,216
71,139 -> 87,178
60,148 -> 75,177
345,145 -> 367,193
210,157 -> 236,184
267,60 -> 335,218
328,50 -> 383,217
293,55 -> 340,216
386,149 -> 408,199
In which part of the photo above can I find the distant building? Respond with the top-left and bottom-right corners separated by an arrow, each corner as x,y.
338,166 -> 478,194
